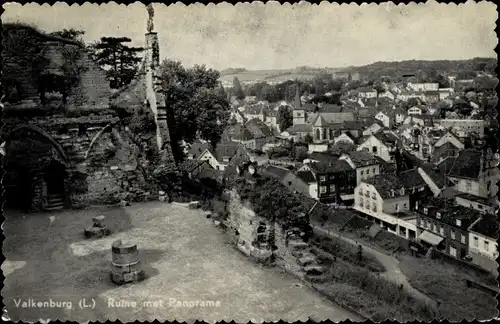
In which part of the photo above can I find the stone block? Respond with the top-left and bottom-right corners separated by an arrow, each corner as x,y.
188,201 -> 200,209
92,215 -> 107,228
84,226 -> 110,238
118,200 -> 130,207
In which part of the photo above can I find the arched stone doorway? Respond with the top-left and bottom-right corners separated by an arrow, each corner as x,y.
3,125 -> 70,212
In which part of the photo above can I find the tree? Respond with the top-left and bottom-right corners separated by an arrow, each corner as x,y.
48,29 -> 86,46
293,146 -> 308,162
232,77 -> 245,100
453,97 -> 473,117
90,37 -> 143,88
277,105 -> 293,132
158,60 -> 230,153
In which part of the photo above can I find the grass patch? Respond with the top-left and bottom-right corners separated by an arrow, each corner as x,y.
311,248 -> 438,322
310,230 -> 385,273
399,255 -> 498,321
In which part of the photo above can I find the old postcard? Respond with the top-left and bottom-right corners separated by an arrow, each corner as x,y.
1,1 -> 498,323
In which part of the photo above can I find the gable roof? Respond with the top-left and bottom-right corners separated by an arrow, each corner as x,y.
188,140 -> 211,158
286,124 -> 313,133
296,170 -> 316,183
365,169 -> 426,199
345,151 -> 379,167
308,159 -> 354,174
245,118 -> 273,138
438,149 -> 482,180
373,131 -> 400,146
470,213 -> 499,239
208,141 -> 241,162
263,165 -> 290,180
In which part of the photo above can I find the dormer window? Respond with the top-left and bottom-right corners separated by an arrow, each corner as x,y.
423,207 -> 428,215
390,189 -> 395,198
400,188 -> 405,195
436,212 -> 441,219
456,219 -> 462,227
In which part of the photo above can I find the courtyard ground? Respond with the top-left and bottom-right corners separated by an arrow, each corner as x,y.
2,202 -> 362,323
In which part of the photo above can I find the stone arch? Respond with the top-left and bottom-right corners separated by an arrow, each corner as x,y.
7,124 -> 69,167
84,121 -> 120,160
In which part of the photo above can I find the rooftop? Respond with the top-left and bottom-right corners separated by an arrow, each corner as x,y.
438,149 -> 483,179
308,159 -> 354,174
470,214 -> 499,239
418,197 -> 482,229
296,170 -> 316,183
344,151 -> 379,167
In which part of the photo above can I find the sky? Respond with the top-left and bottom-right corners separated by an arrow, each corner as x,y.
2,1 -> 498,70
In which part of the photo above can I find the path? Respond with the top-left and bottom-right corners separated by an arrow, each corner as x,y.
3,203 -> 363,323
312,225 -> 437,308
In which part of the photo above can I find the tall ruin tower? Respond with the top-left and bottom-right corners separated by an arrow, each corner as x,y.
144,4 -> 176,168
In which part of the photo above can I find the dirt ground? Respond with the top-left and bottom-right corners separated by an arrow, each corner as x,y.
2,202 -> 362,323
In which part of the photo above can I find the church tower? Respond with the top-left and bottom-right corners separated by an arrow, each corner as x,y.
144,4 -> 177,168
292,82 -> 306,125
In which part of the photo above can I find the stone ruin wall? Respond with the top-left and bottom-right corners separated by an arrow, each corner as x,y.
3,113 -> 160,211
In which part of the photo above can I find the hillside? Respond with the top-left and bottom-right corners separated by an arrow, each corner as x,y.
219,58 -> 497,84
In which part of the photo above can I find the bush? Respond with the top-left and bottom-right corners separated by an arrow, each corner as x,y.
313,248 -> 438,322
310,231 -> 385,272
400,255 -> 498,321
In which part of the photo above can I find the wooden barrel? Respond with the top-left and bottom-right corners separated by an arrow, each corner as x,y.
110,239 -> 144,284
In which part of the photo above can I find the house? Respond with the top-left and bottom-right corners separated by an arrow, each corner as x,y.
265,109 -> 279,132
356,87 -> 378,99
455,193 -> 496,214
282,124 -> 313,142
468,213 -> 499,275
333,132 -> 355,145
339,151 -> 381,185
357,131 -> 401,162
415,197 -> 482,260
310,112 -> 356,143
431,130 -> 464,164
230,108 -> 246,124
407,106 -> 423,115
403,115 -> 433,128
374,111 -> 394,128
356,108 -> 378,122
362,121 -> 384,136
436,119 -> 485,138
197,141 -> 241,171
438,149 -> 499,199
262,165 -> 310,197
187,140 -> 210,160
394,107 -> 407,124
438,88 -> 454,100
407,82 -> 439,92
299,159 -> 356,204
424,91 -> 440,103
353,172 -> 426,240
232,118 -> 274,151
296,169 -> 318,199
242,102 -> 266,122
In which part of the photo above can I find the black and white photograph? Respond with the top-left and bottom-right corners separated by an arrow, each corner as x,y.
1,1 -> 499,322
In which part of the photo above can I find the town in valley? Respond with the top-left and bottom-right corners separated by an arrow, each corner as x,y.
1,2 -> 498,323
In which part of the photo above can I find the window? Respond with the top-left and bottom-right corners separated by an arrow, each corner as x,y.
450,230 -> 456,240
372,192 -> 376,199
395,203 -> 400,212
320,186 -> 327,194
403,203 -> 408,209
365,199 -> 370,209
320,176 -> 326,182
427,221 -> 432,230
358,189 -> 363,196
329,185 -> 335,192
456,219 -> 462,227
367,169 -> 370,175
390,190 -> 395,197
400,188 -> 405,195
288,181 -> 292,186
432,223 -> 437,233
372,203 -> 377,212
474,236 -> 479,247
436,212 -> 441,219
372,146 -> 378,154
359,199 -> 364,207
365,190 -> 370,197
466,181 -> 472,192
419,187 -> 424,192
484,241 -> 489,252
449,245 -> 457,257
460,234 -> 466,244
478,204 -> 483,210
440,227 -> 444,236
361,170 -> 364,176
423,207 -> 428,215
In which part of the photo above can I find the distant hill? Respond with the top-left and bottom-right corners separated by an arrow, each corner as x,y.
340,58 -> 497,78
218,66 -> 344,83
